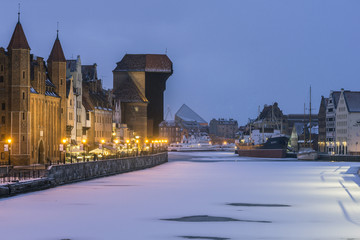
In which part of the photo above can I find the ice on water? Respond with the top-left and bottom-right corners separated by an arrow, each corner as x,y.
0,151 -> 359,240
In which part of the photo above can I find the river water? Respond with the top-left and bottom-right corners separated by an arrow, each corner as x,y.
0,151 -> 360,240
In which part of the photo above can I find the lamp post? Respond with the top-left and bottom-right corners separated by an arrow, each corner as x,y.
101,139 -> 105,160
82,139 -> 87,162
62,138 -> 67,164
7,138 -> 11,166
126,139 -> 130,156
114,139 -> 119,158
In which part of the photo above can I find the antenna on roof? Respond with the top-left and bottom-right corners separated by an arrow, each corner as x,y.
165,48 -> 168,54
18,3 -> 20,23
56,22 -> 59,39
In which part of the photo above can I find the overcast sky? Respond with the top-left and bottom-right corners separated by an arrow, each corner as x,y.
1,0 -> 360,125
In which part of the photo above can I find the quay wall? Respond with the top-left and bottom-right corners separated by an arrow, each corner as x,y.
0,152 -> 168,197
318,154 -> 360,162
47,152 -> 168,185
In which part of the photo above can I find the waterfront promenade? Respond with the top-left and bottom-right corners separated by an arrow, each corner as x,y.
0,152 -> 360,239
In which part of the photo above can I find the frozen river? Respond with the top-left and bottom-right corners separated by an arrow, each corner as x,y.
1,152 -> 360,240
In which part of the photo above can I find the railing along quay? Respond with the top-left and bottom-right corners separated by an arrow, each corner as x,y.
0,168 -> 47,184
0,149 -> 168,184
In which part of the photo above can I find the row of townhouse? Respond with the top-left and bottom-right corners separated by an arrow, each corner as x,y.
325,89 -> 360,155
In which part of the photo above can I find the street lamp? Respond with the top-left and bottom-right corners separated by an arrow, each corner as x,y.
82,139 -> 87,162
62,138 -> 67,164
7,138 -> 11,165
101,139 -> 105,160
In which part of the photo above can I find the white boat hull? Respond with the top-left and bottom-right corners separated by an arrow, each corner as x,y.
297,151 -> 318,160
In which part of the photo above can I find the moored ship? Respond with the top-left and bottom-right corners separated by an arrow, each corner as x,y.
236,136 -> 289,158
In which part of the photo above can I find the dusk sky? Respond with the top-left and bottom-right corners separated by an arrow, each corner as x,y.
1,0 -> 360,125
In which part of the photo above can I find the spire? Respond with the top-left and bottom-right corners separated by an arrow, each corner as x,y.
7,9 -> 30,50
18,3 -> 20,23
48,33 -> 66,62
56,22 -> 59,39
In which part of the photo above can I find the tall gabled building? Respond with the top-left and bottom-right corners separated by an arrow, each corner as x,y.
0,17 -> 68,165
113,54 -> 173,138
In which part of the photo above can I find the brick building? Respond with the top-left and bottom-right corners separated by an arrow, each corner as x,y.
0,18 -> 67,165
209,118 -> 238,139
112,54 -> 173,139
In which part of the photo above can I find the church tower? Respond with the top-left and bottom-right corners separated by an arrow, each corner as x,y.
7,15 -> 31,165
47,32 -> 67,142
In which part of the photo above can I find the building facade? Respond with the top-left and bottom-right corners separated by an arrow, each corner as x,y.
325,91 -> 340,154
113,54 -> 173,139
159,120 -> 181,144
317,96 -> 328,152
0,19 -> 67,165
335,89 -> 360,155
209,118 -> 238,139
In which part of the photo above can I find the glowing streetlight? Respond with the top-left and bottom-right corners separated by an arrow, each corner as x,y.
61,138 -> 67,164
100,139 -> 105,160
6,138 -> 11,165
114,139 -> 119,144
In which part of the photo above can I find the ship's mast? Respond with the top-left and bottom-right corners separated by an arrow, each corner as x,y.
309,86 -> 312,148
304,102 -> 306,147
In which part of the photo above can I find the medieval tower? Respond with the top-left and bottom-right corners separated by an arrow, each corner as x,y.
6,17 -> 31,165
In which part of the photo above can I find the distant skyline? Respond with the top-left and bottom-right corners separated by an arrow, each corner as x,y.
1,1 -> 360,125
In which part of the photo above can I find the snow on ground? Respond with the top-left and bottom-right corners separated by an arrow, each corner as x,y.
1,152 -> 360,240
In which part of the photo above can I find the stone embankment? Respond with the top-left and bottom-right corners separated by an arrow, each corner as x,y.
0,152 -> 168,198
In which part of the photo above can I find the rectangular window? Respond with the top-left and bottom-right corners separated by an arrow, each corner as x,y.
23,71 -> 25,79
86,112 -> 89,120
1,152 -> 4,159
328,108 -> 333,112
1,103 -> 5,110
0,76 -> 3,83
1,116 -> 5,124
22,112 -> 25,120
0,65 -> 3,71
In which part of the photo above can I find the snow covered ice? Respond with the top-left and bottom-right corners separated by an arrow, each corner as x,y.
1,152 -> 360,239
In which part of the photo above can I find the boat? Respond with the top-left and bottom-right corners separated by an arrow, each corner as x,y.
297,86 -> 318,160
168,135 -> 216,152
297,148 -> 318,160
236,135 -> 289,158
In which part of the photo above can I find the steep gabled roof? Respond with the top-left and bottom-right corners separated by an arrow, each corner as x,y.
67,60 -> 77,72
82,95 -> 94,111
114,54 -> 172,73
8,22 -> 30,50
175,104 -> 207,124
331,91 -> 341,109
48,35 -> 66,62
82,64 -> 97,82
343,91 -> 360,112
113,77 -> 148,103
